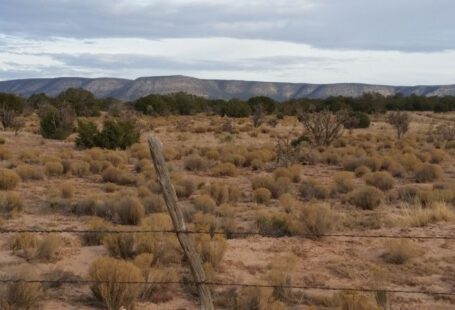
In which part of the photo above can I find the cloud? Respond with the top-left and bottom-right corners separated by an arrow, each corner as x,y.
1,35 -> 455,85
1,0 -> 454,51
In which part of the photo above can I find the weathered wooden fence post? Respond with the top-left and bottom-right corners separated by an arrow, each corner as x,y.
148,136 -> 214,310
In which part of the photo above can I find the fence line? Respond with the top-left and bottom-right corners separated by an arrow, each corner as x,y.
0,279 -> 454,296
0,228 -> 454,240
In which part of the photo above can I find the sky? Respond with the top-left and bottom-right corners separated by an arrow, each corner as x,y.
0,0 -> 454,85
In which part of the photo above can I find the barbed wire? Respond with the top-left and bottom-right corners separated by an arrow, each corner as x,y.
0,228 -> 454,240
0,279 -> 453,296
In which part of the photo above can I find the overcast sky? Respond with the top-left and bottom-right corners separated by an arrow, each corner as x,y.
1,0 -> 454,85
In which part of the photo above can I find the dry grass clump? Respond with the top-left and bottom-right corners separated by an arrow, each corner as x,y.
18,149 -> 40,164
332,291 -> 382,310
69,160 -> 90,177
430,148 -> 446,163
211,162 -> 238,177
0,191 -> 24,216
382,240 -> 418,264
45,160 -> 64,176
113,196 -> 145,225
82,217 -> 112,246
195,235 -> 227,270
405,203 -> 455,227
300,178 -> 329,200
347,185 -> 384,210
16,164 -> 45,180
141,192 -> 165,213
0,146 -> 12,160
0,267 -> 43,310
10,233 -> 38,258
266,254 -> 298,301
204,182 -> 240,205
398,153 -> 422,172
193,194 -> 217,214
130,143 -> 149,160
0,169 -> 20,190
273,165 -> 302,183
103,233 -> 136,259
355,166 -> 371,178
414,163 -> 443,183
252,174 -> 291,199
299,203 -> 337,238
343,156 -> 382,172
331,172 -> 355,194
365,171 -> 395,191
254,187 -> 272,204
235,287 -> 285,310
59,182 -> 74,199
183,155 -> 209,172
101,166 -> 137,185
35,234 -> 62,262
89,257 -> 144,310
397,185 -> 421,204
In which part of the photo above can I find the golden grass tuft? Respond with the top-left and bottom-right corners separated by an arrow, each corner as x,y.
0,169 -> 20,190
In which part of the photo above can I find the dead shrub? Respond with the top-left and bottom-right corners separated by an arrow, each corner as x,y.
82,218 -> 112,246
183,155 -> 209,172
365,171 -> 395,191
89,257 -> 144,310
331,172 -> 355,194
0,146 -> 12,160
45,161 -> 64,176
193,194 -> 216,214
414,163 -> 443,183
0,267 -> 43,310
103,233 -> 136,259
205,182 -> 240,205
300,203 -> 337,238
195,235 -> 227,269
113,196 -> 144,225
300,178 -> 329,200
0,191 -> 23,215
16,164 -> 45,180
382,240 -> 418,264
102,166 -> 137,185
0,169 -> 20,190
69,160 -> 90,177
348,186 -> 384,210
211,162 -> 238,177
254,187 -> 272,204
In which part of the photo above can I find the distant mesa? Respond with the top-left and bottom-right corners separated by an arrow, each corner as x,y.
0,75 -> 454,101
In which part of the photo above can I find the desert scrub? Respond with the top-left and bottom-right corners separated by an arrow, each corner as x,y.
16,164 -> 45,180
195,234 -> 227,270
347,185 -> 384,210
183,155 -> 209,172
211,162 -> 238,177
82,217 -> 112,246
254,187 -> 272,204
45,160 -> 64,176
430,148 -> 446,163
0,191 -> 24,216
103,233 -> 136,259
364,171 -> 395,191
252,175 -> 291,199
18,149 -> 40,164
193,194 -> 217,214
0,146 -> 12,160
204,182 -> 240,205
0,169 -> 20,190
382,240 -> 418,264
35,234 -> 62,262
235,287 -> 285,310
174,177 -> 196,199
102,166 -> 137,185
141,192 -> 165,213
256,211 -> 295,237
113,196 -> 145,225
89,257 -> 144,310
299,203 -> 337,238
405,203 -> 455,227
59,182 -> 74,199
299,178 -> 329,200
267,254 -> 298,301
273,165 -> 302,183
9,233 -> 38,259
331,172 -> 355,194
414,163 -> 443,183
0,267 -> 43,309
69,160 -> 90,177
397,185 -> 421,204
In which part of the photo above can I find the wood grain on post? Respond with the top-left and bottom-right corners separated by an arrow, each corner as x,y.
148,137 -> 214,310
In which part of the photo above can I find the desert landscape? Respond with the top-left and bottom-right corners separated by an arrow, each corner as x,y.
0,92 -> 454,309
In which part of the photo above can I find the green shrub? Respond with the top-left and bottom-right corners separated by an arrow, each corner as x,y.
76,118 -> 140,150
39,105 -> 75,140
0,169 -> 20,190
89,257 -> 144,310
348,186 -> 384,210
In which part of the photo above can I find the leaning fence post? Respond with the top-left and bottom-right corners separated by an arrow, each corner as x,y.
147,136 -> 214,310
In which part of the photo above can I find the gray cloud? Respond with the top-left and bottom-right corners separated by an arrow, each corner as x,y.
1,0 -> 454,51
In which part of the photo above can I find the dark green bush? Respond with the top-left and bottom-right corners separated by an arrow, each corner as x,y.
39,105 -> 76,140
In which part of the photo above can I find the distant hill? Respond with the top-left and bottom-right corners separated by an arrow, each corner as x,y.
0,75 -> 454,101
